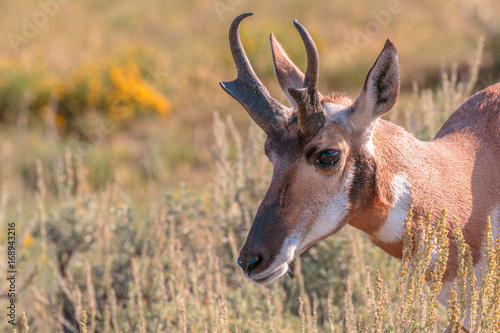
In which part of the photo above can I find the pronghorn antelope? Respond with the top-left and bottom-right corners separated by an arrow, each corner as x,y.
220,13 -> 500,329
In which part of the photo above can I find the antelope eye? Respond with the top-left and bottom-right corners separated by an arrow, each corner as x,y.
317,151 -> 340,167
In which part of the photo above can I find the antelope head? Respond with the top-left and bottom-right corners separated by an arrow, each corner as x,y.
220,13 -> 400,284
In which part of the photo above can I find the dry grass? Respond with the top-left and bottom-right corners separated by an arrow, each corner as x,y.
0,0 -> 499,188
2,108 -> 498,332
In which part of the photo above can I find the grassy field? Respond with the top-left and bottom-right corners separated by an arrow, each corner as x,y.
0,0 -> 499,332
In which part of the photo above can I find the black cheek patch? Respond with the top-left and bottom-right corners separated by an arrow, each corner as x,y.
348,155 -> 377,211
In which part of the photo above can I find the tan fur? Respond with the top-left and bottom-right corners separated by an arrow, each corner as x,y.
242,81 -> 500,285
311,85 -> 500,283
343,85 -> 500,280
224,17 -> 500,318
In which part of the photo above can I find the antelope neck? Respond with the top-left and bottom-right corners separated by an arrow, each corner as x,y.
347,119 -> 477,260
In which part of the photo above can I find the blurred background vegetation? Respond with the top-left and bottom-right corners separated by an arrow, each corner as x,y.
0,0 -> 499,331
1,0 -> 499,191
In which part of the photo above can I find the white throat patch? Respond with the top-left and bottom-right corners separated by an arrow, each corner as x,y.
362,120 -> 377,157
375,173 -> 412,243
299,193 -> 351,251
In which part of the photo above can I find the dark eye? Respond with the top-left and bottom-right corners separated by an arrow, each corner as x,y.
317,151 -> 340,167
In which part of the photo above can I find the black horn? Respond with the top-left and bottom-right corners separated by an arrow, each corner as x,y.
288,20 -> 325,141
220,13 -> 290,136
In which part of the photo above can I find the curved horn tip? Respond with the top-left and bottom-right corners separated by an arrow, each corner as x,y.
293,19 -> 314,42
233,13 -> 254,23
229,13 -> 254,33
292,19 -> 306,32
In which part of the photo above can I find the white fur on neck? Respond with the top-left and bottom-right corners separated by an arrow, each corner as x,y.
300,193 -> 351,250
361,119 -> 378,157
375,173 -> 412,243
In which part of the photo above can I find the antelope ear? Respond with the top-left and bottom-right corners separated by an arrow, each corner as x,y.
350,39 -> 400,132
270,33 -> 305,109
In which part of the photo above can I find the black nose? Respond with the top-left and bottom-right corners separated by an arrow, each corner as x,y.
237,255 -> 262,274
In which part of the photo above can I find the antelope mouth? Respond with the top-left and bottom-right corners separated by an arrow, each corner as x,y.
241,234 -> 302,284
247,240 -> 320,284
247,262 -> 290,285
247,235 -> 304,284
